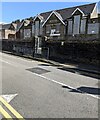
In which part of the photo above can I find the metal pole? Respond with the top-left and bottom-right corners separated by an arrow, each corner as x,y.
47,47 -> 49,59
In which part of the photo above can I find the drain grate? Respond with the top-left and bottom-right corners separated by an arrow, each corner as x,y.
26,67 -> 50,74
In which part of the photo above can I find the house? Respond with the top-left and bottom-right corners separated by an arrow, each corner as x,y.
9,19 -> 34,55
32,2 -> 100,57
2,2 -> 99,64
42,2 -> 99,39
0,23 -> 16,39
16,19 -> 33,40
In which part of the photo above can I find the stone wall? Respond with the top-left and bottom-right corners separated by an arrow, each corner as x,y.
2,39 -> 35,56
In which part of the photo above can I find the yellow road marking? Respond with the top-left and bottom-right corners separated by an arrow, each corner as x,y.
0,96 -> 25,120
0,105 -> 13,120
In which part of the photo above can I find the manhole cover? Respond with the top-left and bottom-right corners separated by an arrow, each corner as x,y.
26,67 -> 50,74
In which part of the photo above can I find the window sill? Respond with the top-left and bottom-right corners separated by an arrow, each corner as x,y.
50,34 -> 60,36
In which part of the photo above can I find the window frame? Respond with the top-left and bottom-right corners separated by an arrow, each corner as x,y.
68,19 -> 73,35
73,15 -> 81,35
80,18 -> 87,34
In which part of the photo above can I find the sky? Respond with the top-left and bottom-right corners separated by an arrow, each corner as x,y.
1,2 -> 98,23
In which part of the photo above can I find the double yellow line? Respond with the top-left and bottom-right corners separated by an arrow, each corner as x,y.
0,96 -> 25,120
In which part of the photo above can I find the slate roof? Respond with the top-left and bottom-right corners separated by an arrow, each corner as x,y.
2,24 -> 12,29
3,3 -> 96,32
40,3 -> 96,21
12,17 -> 34,32
2,23 -> 20,31
15,22 -> 23,31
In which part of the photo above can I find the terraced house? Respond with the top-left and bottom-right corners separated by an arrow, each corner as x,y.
2,2 -> 100,64
16,19 -> 33,40
31,2 -> 100,58
0,23 -> 16,39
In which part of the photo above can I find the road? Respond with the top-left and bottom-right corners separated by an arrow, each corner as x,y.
0,52 -> 99,119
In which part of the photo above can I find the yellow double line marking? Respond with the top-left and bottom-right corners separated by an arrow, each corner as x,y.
0,105 -> 13,119
0,96 -> 25,120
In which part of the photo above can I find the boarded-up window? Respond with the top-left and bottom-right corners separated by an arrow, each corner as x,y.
68,20 -> 73,35
40,22 -> 42,35
87,23 -> 99,34
32,24 -> 35,35
20,29 -> 23,39
73,15 -> 80,34
35,21 -> 39,36
80,19 -> 86,34
56,23 -> 60,33
46,25 -> 51,33
24,29 -> 31,38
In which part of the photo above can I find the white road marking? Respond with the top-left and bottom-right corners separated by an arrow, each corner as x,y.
30,72 -> 100,100
0,93 -> 18,119
0,59 -> 13,66
1,93 -> 18,103
0,59 -> 18,67
0,57 -> 99,100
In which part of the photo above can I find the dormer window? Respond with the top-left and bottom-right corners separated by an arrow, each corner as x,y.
68,19 -> 73,35
46,25 -> 51,33
71,8 -> 85,16
56,23 -> 60,33
80,18 -> 86,34
73,15 -> 80,34
32,24 -> 35,35
35,21 -> 39,36
24,29 -> 31,39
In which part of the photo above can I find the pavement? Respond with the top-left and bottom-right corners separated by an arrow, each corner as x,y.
0,52 -> 99,119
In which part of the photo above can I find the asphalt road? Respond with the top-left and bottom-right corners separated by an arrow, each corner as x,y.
0,52 -> 99,119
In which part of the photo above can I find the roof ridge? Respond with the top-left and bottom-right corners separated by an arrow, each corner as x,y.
40,2 -> 96,15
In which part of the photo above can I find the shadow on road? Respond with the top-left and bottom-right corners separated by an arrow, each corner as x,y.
38,64 -> 50,66
62,86 -> 100,95
58,67 -> 100,79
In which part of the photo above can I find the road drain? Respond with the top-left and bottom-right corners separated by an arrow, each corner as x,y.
26,67 -> 50,74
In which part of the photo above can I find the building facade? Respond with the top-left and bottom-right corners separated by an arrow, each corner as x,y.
1,2 -> 100,62
31,2 -> 100,57
16,19 -> 33,40
0,23 -> 16,39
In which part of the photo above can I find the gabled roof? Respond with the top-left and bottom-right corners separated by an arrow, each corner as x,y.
71,8 -> 85,16
12,23 -> 17,30
42,11 -> 65,26
2,24 -> 12,29
16,19 -> 31,32
40,3 -> 96,23
16,22 -> 22,31
56,3 -> 96,19
33,14 -> 44,22
40,11 -> 51,21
